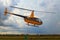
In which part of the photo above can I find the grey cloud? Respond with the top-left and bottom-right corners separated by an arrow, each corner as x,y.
0,0 -> 60,34
39,0 -> 60,34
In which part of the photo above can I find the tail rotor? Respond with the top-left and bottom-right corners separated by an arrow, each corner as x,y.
4,8 -> 8,16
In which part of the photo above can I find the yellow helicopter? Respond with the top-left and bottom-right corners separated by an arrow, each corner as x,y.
4,6 -> 55,26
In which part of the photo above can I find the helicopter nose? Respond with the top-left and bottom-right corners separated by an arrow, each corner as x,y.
39,21 -> 43,25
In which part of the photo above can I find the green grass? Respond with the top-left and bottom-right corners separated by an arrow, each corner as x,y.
0,35 -> 60,40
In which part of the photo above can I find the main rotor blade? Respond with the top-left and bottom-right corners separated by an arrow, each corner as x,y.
10,6 -> 33,11
10,6 -> 56,13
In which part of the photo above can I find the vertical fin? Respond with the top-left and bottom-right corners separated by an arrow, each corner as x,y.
4,8 -> 8,16
30,10 -> 34,18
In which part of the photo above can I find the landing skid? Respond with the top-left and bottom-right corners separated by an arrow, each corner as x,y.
26,24 -> 39,27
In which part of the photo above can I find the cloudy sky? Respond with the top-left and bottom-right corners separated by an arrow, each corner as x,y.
0,0 -> 60,34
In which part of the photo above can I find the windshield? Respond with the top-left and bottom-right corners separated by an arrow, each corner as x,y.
35,18 -> 42,22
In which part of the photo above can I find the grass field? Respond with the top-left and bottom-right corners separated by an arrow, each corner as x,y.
0,35 -> 60,40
